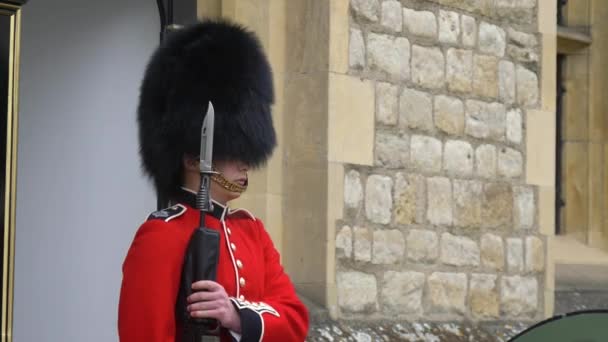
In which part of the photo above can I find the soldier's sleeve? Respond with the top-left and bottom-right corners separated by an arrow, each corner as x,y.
229,220 -> 309,342
118,219 -> 188,342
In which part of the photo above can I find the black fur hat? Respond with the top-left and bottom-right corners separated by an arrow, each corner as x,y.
137,20 -> 276,199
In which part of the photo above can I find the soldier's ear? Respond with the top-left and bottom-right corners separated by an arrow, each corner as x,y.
182,155 -> 199,172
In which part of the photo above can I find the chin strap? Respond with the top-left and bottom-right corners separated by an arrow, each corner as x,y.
211,171 -> 247,193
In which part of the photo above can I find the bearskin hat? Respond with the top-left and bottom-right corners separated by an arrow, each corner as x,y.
137,20 -> 276,199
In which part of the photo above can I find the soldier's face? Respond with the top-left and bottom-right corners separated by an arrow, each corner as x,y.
211,160 -> 249,203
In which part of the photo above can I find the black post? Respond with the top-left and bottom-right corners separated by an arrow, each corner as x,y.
555,54 -> 566,234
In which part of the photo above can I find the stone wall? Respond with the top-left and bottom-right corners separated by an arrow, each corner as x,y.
336,0 -> 544,323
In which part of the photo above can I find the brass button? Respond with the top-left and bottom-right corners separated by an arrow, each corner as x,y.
227,227 -> 232,235
239,277 -> 246,287
231,243 -> 236,251
239,295 -> 245,301
236,260 -> 243,269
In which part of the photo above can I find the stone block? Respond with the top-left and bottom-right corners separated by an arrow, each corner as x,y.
453,180 -> 482,227
375,132 -> 409,168
344,169 -> 363,209
407,229 -> 439,262
438,10 -> 460,44
338,271 -> 378,312
481,233 -> 504,271
381,271 -> 425,314
473,54 -> 499,99
427,177 -> 452,225
394,173 -> 425,225
365,175 -> 393,224
354,226 -> 372,262
446,48 -> 473,93
434,95 -> 465,135
470,274 -> 499,319
336,225 -> 353,259
411,45 -> 445,89
367,33 -> 410,80
444,140 -> 474,176
376,82 -> 398,125
402,8 -> 436,38
372,229 -> 405,264
476,144 -> 497,178
399,88 -> 433,132
428,272 -> 467,314
411,135 -> 442,172
501,276 -> 538,316
482,182 -> 512,228
440,233 -> 480,266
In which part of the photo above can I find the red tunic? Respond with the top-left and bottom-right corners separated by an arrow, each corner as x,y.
118,190 -> 309,341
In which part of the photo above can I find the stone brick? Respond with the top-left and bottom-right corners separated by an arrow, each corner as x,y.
506,109 -> 523,145
516,65 -> 538,107
376,82 -> 398,125
375,132 -> 408,168
372,229 -> 405,264
349,28 -> 365,69
440,233 -> 480,266
499,60 -> 515,105
498,147 -> 523,178
365,175 -> 393,224
514,186 -> 535,230
506,238 -> 524,273
336,225 -> 353,259
338,271 -> 377,312
465,100 -> 506,141
402,8 -> 436,38
482,182 -> 512,228
427,177 -> 452,225
411,135 -> 442,172
381,271 -> 425,314
507,45 -> 539,64
507,27 -> 538,47
427,272 -> 467,314
438,10 -> 460,44
344,170 -> 363,209
399,88 -> 433,132
476,144 -> 497,178
495,0 -> 536,25
478,22 -> 506,57
481,233 -> 504,271
501,276 -> 538,316
453,180 -> 482,227
411,45 -> 445,89
367,33 -> 410,80
425,0 -> 492,17
470,274 -> 499,319
381,0 -> 402,32
461,15 -> 476,47
507,29 -> 539,63
394,173 -> 425,225
354,226 -> 372,262
446,48 -> 473,93
525,236 -> 544,273
434,95 -> 465,135
351,0 -> 380,22
473,54 -> 499,99
407,229 -> 439,262
444,140 -> 474,176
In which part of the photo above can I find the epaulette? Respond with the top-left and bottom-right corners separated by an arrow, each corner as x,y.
146,204 -> 187,222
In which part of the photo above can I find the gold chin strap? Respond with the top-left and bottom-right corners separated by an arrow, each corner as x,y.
211,172 -> 247,193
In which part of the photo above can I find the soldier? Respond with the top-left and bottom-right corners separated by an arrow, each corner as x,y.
118,20 -> 309,341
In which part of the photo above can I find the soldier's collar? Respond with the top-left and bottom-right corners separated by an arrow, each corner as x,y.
176,187 -> 227,220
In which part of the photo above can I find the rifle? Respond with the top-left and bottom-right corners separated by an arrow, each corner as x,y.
176,102 -> 221,341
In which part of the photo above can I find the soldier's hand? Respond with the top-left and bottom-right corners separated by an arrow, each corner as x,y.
187,280 -> 241,333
